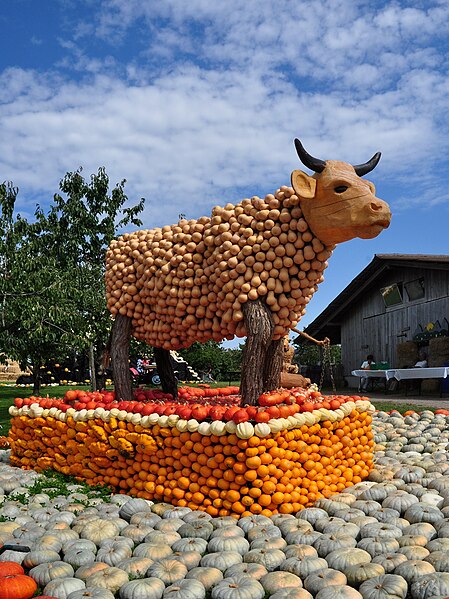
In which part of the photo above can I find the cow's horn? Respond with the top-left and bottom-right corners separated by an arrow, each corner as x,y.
353,152 -> 381,176
294,139 -> 326,173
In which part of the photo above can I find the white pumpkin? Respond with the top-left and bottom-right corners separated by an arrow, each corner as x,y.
284,545 -> 318,560
315,586 -> 363,599
344,563 -> 385,587
172,550 -> 202,570
224,563 -> 268,581
237,515 -> 272,533
96,541 -> 133,566
22,549 -> 61,568
163,579 -> 206,599
357,537 -> 399,558
43,577 -> 86,599
116,557 -> 154,578
325,548 -> 371,571
185,566 -> 223,590
394,560 -> 435,584
64,548 -> 96,569
172,538 -> 208,554
314,534 -> 357,557
118,577 -> 165,599
119,499 -> 153,522
80,520 -> 121,545
132,543 -> 173,560
358,573 -> 407,599
200,551 -> 243,572
207,536 -> 250,555
243,548 -> 286,572
304,568 -> 347,594
177,521 -> 214,540
29,560 -> 75,586
211,577 -> 265,599
260,570 -> 303,594
85,566 -> 129,593
146,558 -> 188,585
66,587 -> 115,599
410,571 -> 449,599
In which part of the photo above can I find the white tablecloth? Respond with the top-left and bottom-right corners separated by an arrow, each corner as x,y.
351,370 -> 388,378
352,367 -> 449,381
388,367 -> 449,381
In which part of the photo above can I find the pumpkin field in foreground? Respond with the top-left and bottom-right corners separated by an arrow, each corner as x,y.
8,387 -> 374,517
1,409 -> 449,598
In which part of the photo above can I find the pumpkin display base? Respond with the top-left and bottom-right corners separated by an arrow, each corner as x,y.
9,395 -> 375,518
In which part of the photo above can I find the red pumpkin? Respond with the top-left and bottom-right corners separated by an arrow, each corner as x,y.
0,573 -> 37,599
0,562 -> 24,577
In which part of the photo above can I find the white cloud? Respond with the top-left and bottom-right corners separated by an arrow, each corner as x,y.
1,0 -> 448,232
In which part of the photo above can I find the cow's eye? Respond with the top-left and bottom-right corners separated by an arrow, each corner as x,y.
334,185 -> 348,193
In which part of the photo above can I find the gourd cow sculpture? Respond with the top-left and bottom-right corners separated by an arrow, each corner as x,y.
106,139 -> 391,404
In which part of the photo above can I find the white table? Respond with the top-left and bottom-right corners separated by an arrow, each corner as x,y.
352,367 -> 449,396
351,370 -> 388,392
387,367 -> 449,381
388,367 -> 449,397
352,370 -> 388,379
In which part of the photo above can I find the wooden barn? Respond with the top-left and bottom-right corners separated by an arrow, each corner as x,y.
298,254 -> 449,389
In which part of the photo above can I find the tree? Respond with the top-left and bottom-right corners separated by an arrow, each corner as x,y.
293,341 -> 341,367
179,341 -> 243,381
0,169 -> 144,394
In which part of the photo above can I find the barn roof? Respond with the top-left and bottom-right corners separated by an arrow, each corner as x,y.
296,254 -> 449,344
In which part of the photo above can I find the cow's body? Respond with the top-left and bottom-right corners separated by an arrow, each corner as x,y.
106,186 -> 332,350
106,140 -> 391,403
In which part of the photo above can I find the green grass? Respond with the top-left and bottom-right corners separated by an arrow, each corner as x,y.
370,401 -> 441,414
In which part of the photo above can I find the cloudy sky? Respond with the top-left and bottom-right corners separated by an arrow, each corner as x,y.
1,0 -> 448,345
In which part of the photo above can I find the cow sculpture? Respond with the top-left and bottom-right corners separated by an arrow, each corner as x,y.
106,139 -> 391,404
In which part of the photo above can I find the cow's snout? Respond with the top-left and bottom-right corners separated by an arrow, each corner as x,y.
370,200 -> 384,212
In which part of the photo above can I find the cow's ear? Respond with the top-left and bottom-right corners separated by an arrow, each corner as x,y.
291,170 -> 317,199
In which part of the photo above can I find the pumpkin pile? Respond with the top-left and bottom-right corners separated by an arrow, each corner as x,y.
2,409 -> 449,597
9,387 -> 375,518
105,186 -> 334,349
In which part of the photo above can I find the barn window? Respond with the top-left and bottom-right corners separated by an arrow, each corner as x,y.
381,282 -> 403,307
405,277 -> 425,301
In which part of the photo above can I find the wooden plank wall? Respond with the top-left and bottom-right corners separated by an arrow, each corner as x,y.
341,266 -> 449,378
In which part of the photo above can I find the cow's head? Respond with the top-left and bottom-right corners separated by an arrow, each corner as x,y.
291,139 -> 391,245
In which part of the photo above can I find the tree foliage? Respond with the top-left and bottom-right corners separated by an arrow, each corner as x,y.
293,340 -> 341,366
179,341 -> 242,381
0,169 -> 144,392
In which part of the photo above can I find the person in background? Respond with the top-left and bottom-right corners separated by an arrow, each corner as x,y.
359,354 -> 375,392
414,350 -> 428,368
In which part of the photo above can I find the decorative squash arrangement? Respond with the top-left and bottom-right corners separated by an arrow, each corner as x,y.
1,408 -> 449,598
9,386 -> 375,518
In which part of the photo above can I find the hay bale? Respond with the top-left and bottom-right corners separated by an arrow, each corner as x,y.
396,341 -> 418,368
429,337 -> 449,367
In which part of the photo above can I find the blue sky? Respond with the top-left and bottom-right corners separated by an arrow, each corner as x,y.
1,0 -> 449,346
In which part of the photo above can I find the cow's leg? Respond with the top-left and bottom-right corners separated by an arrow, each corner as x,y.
240,300 -> 274,406
110,313 -> 133,401
263,338 -> 284,391
154,347 -> 178,399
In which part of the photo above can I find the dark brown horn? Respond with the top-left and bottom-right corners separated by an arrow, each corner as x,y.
353,152 -> 381,176
294,139 -> 326,173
